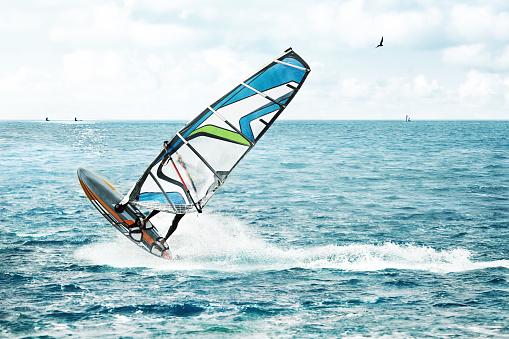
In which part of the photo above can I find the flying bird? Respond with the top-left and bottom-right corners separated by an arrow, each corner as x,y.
376,36 -> 383,48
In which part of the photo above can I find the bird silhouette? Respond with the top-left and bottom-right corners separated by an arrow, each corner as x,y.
376,36 -> 383,48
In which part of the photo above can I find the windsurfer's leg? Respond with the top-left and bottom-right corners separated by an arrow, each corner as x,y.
143,210 -> 160,223
162,214 -> 185,241
134,210 -> 159,228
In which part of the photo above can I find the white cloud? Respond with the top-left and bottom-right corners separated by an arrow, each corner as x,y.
0,67 -> 30,90
499,47 -> 509,70
63,50 -> 126,82
443,44 -> 490,67
324,75 -> 440,119
307,0 -> 443,50
130,22 -> 197,48
413,74 -> 442,96
448,4 -> 509,43
458,70 -> 504,106
0,11 -> 42,31
49,4 -> 127,46
342,78 -> 371,98
147,54 -> 162,73
375,8 -> 443,47
131,0 -> 187,12
504,78 -> 509,103
443,44 -> 509,71
49,3 -> 198,49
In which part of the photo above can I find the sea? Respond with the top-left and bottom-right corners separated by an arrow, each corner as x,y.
1,120 -> 508,338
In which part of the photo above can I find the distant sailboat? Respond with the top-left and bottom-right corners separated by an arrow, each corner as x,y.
406,115 -> 411,122
376,37 -> 383,48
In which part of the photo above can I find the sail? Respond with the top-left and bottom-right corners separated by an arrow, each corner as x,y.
122,48 -> 311,214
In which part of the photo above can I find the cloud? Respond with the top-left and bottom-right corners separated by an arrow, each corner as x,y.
147,54 -> 162,73
0,67 -> 30,91
443,44 -> 490,67
443,44 -> 509,71
448,4 -> 509,43
306,0 -> 444,50
505,78 -> 509,103
63,50 -> 127,82
413,74 -> 443,96
341,78 -> 372,98
458,70 -> 507,106
49,4 -> 128,47
49,3 -> 199,49
0,11 -> 42,31
340,74 -> 442,101
130,22 -> 198,48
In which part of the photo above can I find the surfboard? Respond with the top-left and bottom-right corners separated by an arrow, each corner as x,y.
77,167 -> 172,260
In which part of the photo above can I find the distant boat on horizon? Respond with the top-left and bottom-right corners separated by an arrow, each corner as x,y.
406,115 -> 412,122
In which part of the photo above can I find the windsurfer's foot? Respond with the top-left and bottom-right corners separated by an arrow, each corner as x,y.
134,216 -> 146,228
154,237 -> 169,251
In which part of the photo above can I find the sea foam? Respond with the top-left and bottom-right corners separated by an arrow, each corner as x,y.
75,213 -> 509,273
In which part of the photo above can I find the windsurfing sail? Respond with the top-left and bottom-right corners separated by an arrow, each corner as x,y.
120,48 -> 311,214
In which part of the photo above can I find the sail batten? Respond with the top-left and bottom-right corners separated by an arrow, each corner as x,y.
208,105 -> 254,146
240,82 -> 283,108
124,48 -> 310,214
275,59 -> 308,71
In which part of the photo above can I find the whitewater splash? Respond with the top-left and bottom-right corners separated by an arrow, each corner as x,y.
75,213 -> 509,273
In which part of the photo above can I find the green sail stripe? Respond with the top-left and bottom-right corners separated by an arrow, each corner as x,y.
189,125 -> 250,146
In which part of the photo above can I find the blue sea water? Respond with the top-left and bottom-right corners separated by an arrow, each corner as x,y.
1,120 -> 508,338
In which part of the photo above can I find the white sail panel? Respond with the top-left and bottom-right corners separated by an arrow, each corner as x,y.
188,137 -> 249,172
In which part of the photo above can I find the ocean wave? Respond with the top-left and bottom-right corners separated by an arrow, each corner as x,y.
75,213 -> 509,273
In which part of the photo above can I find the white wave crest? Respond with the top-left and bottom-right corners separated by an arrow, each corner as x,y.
75,213 -> 509,273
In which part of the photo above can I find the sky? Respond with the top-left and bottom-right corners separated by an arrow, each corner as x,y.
1,0 -> 509,121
